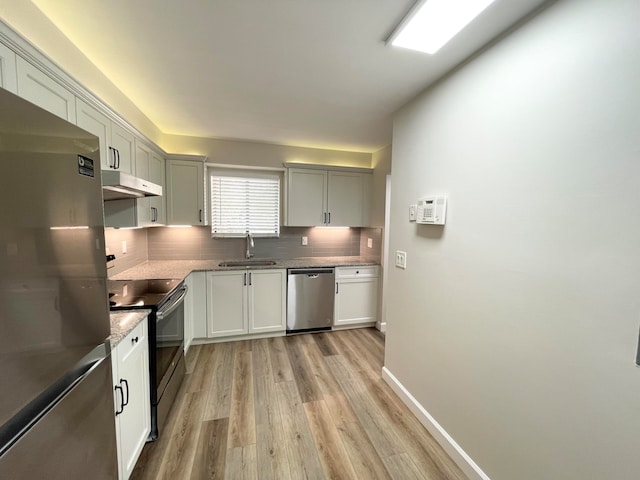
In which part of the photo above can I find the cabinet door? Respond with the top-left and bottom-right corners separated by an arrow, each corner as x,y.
0,43 -> 18,94
207,271 -> 247,337
334,278 -> 378,326
110,123 -> 135,174
134,140 -> 151,180
327,171 -> 365,227
134,141 -> 153,226
185,271 -> 207,349
16,57 -> 76,122
286,168 -> 326,226
76,98 -> 112,170
112,321 -> 150,480
166,159 -> 205,225
149,152 -> 166,224
248,269 -> 286,334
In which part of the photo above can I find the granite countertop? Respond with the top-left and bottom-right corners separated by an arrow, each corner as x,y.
109,310 -> 151,348
109,257 -> 379,281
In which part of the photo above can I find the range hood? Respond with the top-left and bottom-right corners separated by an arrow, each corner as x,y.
101,170 -> 162,201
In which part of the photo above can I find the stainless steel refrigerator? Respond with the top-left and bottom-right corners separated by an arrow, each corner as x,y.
0,89 -> 118,478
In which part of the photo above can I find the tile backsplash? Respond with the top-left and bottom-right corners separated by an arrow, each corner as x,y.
147,226 -> 365,260
105,225 -> 382,274
104,228 -> 148,276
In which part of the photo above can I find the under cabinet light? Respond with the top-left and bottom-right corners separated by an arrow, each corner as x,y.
388,0 -> 496,54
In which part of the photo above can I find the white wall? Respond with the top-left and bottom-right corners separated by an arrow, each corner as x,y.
384,0 -> 640,478
161,133 -> 372,169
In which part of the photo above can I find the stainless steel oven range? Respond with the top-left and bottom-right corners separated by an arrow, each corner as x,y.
108,278 -> 187,441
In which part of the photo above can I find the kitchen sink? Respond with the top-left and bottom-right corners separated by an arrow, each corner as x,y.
218,260 -> 278,267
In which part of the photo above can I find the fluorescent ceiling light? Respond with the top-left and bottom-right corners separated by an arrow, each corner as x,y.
389,0 -> 496,54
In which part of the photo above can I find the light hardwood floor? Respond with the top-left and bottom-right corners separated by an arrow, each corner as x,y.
131,328 -> 468,480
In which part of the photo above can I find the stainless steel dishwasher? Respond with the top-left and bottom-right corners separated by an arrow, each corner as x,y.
287,268 -> 335,333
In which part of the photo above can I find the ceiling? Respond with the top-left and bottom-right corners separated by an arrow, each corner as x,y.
31,0 -> 550,153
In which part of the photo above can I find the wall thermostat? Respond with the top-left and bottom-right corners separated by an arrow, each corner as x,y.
417,196 -> 447,225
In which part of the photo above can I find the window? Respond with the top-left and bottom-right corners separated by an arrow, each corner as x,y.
209,171 -> 280,237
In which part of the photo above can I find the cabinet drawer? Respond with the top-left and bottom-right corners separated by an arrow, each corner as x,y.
336,266 -> 379,279
118,320 -> 148,358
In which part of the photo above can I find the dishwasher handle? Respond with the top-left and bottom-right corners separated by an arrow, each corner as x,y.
288,268 -> 334,275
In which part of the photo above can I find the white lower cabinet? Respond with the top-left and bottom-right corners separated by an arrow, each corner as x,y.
206,269 -> 286,338
111,320 -> 150,480
334,266 -> 379,327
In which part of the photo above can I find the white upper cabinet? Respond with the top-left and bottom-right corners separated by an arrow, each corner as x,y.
0,43 -> 17,94
76,98 -> 112,170
166,158 -> 205,225
16,57 -> 76,122
327,170 -> 367,227
286,165 -> 372,227
149,152 -> 166,225
287,168 -> 327,226
109,123 -> 135,175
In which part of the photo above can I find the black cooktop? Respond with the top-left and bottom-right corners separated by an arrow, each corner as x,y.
108,279 -> 182,309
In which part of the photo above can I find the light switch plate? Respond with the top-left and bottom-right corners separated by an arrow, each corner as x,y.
409,204 -> 417,222
367,238 -> 373,248
121,240 -> 127,254
395,250 -> 407,269
302,236 -> 308,246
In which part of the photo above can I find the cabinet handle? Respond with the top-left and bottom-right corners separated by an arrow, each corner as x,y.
199,209 -> 203,223
323,212 -> 327,224
120,378 -> 129,408
328,212 -> 331,224
108,147 -> 115,169
243,272 -> 247,286
115,149 -> 121,170
114,385 -> 124,415
336,282 -> 339,294
248,272 -> 252,286
131,336 -> 139,344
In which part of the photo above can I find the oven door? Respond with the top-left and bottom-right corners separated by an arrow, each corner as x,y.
155,283 -> 187,402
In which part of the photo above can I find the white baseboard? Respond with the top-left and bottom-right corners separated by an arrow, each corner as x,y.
381,367 -> 490,480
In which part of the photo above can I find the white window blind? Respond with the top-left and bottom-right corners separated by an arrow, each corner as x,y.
210,173 -> 280,237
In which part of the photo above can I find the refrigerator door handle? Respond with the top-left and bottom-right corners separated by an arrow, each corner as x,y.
0,343 -> 111,456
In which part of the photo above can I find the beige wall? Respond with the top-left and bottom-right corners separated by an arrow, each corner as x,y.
370,145 -> 391,227
385,0 -> 640,478
0,1 -> 163,145
161,133 -> 372,169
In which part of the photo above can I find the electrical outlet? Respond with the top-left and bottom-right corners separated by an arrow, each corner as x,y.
121,240 -> 127,254
367,238 -> 373,248
302,236 -> 308,246
395,250 -> 407,269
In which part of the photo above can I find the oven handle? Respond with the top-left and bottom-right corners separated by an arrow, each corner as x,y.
156,285 -> 188,321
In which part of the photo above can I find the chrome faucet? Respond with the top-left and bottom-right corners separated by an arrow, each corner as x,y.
245,232 -> 255,259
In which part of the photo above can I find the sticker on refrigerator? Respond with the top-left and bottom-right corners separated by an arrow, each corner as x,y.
77,155 -> 95,177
